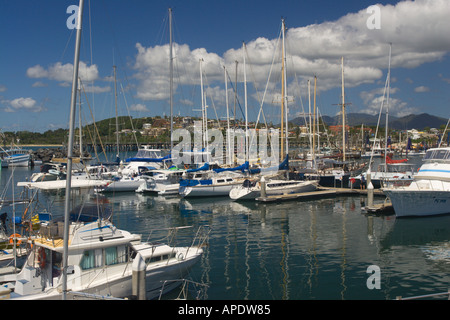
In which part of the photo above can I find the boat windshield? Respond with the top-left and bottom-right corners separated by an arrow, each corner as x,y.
135,149 -> 162,158
423,149 -> 450,161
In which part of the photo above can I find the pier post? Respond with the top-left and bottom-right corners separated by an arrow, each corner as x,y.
132,253 -> 146,300
260,176 -> 266,198
367,170 -> 374,207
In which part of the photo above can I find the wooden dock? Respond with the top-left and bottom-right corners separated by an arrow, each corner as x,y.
255,186 -> 385,203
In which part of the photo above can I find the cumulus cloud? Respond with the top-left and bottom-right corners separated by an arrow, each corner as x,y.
129,0 -> 449,116
414,86 -> 430,93
27,61 -> 100,83
130,103 -> 148,112
4,97 -> 46,113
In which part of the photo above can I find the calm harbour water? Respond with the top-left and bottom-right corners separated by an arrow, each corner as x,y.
2,152 -> 450,300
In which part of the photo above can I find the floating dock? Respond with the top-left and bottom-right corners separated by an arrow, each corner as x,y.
255,187 -> 385,203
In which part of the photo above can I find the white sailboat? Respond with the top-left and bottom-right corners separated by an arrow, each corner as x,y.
230,177 -> 318,200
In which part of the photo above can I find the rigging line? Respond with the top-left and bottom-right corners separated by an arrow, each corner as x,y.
369,60 -> 390,170
120,82 -> 139,146
80,79 -> 109,162
201,71 -> 220,125
225,71 -> 245,121
250,31 -> 282,152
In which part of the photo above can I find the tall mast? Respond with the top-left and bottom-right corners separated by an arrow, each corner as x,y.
341,57 -> 346,161
113,65 -> 119,159
280,20 -> 284,161
224,66 -> 231,165
199,59 -> 206,150
384,43 -> 392,172
78,78 -> 83,159
62,0 -> 84,300
243,42 -> 248,161
313,76 -> 317,168
308,79 -> 312,156
169,7 -> 174,152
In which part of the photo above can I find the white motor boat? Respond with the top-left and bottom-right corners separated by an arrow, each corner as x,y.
136,168 -> 185,196
179,171 -> 246,198
1,148 -> 31,168
229,178 -> 318,200
383,147 -> 450,217
120,146 -> 168,176
95,175 -> 146,193
0,204 -> 208,300
351,162 -> 415,189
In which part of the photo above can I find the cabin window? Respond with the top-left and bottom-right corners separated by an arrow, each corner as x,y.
81,246 -> 128,269
145,252 -> 176,264
217,179 -> 225,183
80,249 -> 102,270
105,245 -> 128,265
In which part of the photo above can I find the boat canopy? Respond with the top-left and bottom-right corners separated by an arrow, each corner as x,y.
248,155 -> 289,174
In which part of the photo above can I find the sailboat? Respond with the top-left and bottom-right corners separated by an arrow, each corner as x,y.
0,2 -> 205,300
350,45 -> 415,189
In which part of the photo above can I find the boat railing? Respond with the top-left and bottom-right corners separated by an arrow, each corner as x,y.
158,278 -> 209,300
395,289 -> 450,300
187,225 -> 211,256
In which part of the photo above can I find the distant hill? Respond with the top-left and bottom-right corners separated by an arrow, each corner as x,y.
289,113 -> 448,130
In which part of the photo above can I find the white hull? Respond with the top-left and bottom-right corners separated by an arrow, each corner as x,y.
0,218 -> 208,300
384,189 -> 450,217
180,182 -> 239,198
383,147 -> 450,217
5,154 -> 30,167
97,178 -> 145,192
230,180 -> 318,200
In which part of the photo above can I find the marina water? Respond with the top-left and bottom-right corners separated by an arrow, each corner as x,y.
2,151 -> 450,300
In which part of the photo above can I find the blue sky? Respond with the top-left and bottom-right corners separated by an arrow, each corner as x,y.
1,0 -> 449,133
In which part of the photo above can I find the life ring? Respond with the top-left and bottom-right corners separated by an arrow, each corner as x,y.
37,247 -> 46,268
177,252 -> 185,261
9,233 -> 22,245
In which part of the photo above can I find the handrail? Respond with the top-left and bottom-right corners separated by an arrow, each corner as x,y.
396,289 -> 450,300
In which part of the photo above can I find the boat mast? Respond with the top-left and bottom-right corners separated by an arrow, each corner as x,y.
78,78 -> 83,159
224,66 -> 232,165
280,19 -> 286,161
243,42 -> 249,161
313,76 -> 317,168
341,57 -> 346,162
63,0 -> 84,300
113,65 -> 119,160
169,7 -> 174,153
384,44 -> 392,173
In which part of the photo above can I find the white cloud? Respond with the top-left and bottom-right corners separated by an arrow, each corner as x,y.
128,0 -> 450,115
5,97 -> 46,113
414,86 -> 430,93
0,84 -> 7,92
27,61 -> 100,83
130,103 -> 148,112
32,81 -> 47,88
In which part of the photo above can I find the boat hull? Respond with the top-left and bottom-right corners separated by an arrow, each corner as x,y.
384,189 -> 450,217
230,180 -> 318,200
180,183 -> 239,198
